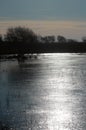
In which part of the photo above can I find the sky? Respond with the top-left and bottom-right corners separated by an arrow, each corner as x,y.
0,0 -> 86,40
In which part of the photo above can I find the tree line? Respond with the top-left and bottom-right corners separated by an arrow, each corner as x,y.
0,26 -> 86,55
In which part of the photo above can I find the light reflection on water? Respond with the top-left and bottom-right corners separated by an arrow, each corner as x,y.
0,53 -> 86,130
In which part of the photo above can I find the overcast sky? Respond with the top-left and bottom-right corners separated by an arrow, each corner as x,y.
0,0 -> 86,40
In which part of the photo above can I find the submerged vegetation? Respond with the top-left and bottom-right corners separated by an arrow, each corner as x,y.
0,26 -> 86,56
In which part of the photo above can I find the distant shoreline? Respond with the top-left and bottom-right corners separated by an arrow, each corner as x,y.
0,41 -> 86,55
0,26 -> 86,55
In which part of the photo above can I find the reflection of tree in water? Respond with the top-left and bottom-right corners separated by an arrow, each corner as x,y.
0,59 -> 49,130
7,61 -> 42,87
1,61 -> 43,128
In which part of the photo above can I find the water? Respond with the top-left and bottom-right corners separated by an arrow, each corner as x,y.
0,53 -> 86,130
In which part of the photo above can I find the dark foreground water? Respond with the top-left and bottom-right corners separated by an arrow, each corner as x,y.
0,53 -> 86,130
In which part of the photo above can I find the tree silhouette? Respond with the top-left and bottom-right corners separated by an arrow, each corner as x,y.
57,35 -> 66,43
67,39 -> 77,43
82,36 -> 86,42
4,26 -> 37,43
0,34 -> 3,43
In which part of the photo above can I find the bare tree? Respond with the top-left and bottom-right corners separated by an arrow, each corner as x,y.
5,26 -> 37,43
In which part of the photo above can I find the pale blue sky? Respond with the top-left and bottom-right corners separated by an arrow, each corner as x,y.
0,0 -> 86,20
0,0 -> 86,40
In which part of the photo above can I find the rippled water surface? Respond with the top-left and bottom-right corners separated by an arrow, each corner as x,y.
0,53 -> 86,130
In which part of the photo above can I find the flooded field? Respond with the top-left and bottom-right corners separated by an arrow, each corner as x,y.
0,53 -> 86,130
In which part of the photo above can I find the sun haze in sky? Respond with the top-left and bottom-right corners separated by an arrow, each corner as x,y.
0,0 -> 86,41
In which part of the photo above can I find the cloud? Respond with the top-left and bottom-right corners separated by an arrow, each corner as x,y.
0,19 -> 86,40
